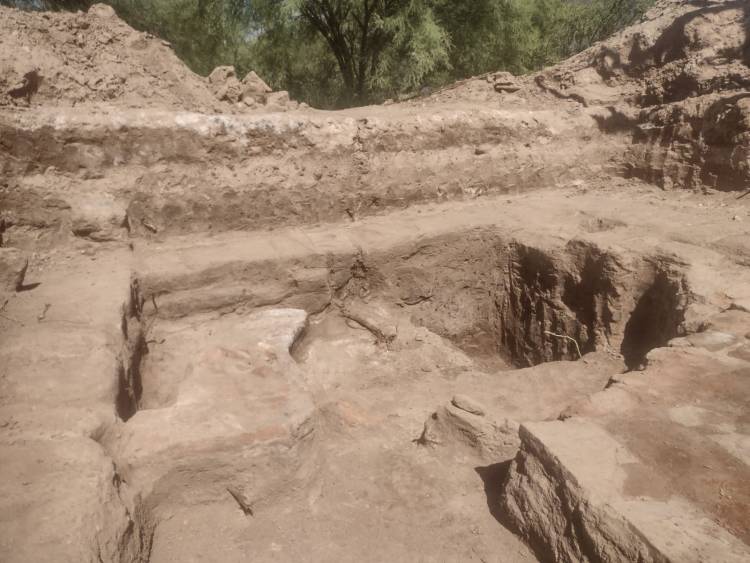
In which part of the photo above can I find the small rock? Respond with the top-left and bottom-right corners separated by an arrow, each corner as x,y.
265,90 -> 290,107
451,394 -> 486,416
0,247 -> 29,292
667,336 -> 692,348
71,219 -> 120,242
208,65 -> 236,85
241,70 -> 271,104
492,71 -> 521,93
71,219 -> 100,237
8,69 -> 42,103
418,400 -> 518,459
88,3 -> 116,18
681,303 -> 717,334
208,66 -> 243,102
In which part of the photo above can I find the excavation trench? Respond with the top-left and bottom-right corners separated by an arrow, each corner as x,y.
108,232 -> 690,562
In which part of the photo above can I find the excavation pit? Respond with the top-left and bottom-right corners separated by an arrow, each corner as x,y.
102,215 -> 700,562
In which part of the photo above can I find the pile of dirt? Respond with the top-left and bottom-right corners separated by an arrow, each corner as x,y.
0,3 -> 296,112
533,0 -> 750,191
432,0 -> 750,193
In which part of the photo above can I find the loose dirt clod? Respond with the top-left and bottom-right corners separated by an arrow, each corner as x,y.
1,2 -> 749,562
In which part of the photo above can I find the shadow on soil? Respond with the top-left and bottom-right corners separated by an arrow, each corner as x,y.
475,461 -> 513,525
17,282 -> 41,292
476,461 -> 554,563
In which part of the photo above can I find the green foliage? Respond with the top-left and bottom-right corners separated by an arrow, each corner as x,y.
282,0 -> 654,104
524,0 -> 655,65
2,0 -> 655,107
434,0 -> 654,80
366,1 -> 449,99
246,9 -> 345,108
106,0 -> 252,76
277,1 -> 449,104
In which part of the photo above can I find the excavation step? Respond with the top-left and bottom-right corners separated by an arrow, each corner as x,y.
134,189 -> 750,368
0,250 -> 136,563
104,308 -> 316,503
501,307 -> 750,562
0,102 -> 609,239
503,418 -> 750,563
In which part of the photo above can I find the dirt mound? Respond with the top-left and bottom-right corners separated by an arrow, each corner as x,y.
536,0 -> 750,191
0,3 -> 296,112
0,4 -> 219,110
431,0 -> 750,192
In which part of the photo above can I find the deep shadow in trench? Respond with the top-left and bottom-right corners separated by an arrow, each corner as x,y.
475,461 -> 513,526
475,461 -> 553,563
620,271 -> 685,370
116,326 -> 147,421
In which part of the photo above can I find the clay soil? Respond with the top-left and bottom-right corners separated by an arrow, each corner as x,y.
1,2 -> 750,562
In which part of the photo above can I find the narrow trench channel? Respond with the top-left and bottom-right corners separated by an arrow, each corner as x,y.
116,280 -> 147,422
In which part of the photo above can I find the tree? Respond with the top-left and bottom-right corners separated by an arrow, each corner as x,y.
432,0 -> 532,79
289,0 -> 449,103
246,10 -> 344,108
